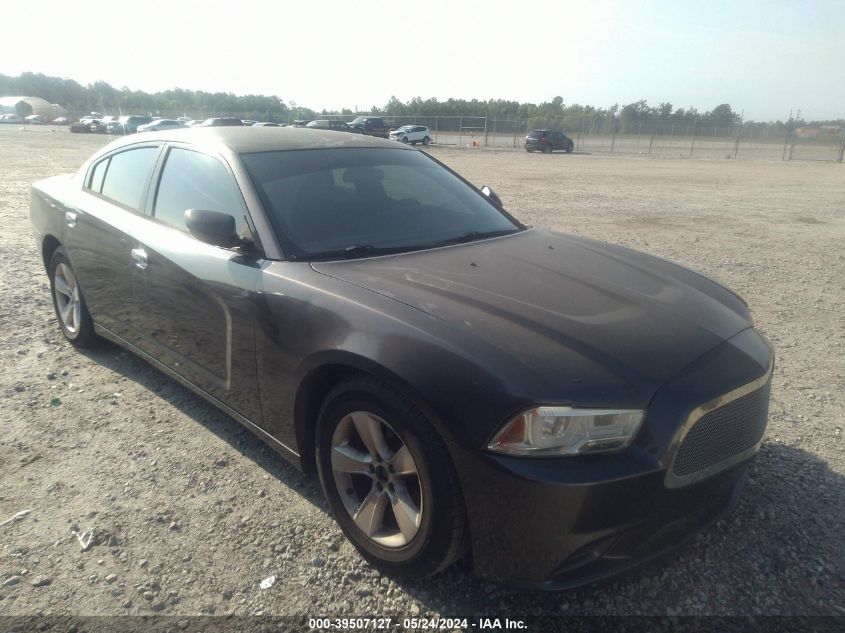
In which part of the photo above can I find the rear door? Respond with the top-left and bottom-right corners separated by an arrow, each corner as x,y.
128,144 -> 264,423
64,144 -> 162,338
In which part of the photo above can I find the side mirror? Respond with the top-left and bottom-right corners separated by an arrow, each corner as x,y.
184,209 -> 243,248
480,185 -> 503,207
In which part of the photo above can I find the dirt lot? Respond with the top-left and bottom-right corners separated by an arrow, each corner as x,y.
0,126 -> 843,618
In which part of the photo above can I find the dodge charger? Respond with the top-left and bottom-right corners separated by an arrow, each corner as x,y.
29,127 -> 774,588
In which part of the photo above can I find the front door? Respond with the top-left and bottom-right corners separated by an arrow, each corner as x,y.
128,144 -> 264,424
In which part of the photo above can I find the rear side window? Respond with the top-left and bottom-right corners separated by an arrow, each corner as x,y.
153,148 -> 246,233
99,147 -> 159,209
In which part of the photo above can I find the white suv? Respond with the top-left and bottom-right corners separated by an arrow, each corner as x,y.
389,125 -> 432,146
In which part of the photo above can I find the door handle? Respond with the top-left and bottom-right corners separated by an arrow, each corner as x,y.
131,248 -> 148,270
65,211 -> 77,228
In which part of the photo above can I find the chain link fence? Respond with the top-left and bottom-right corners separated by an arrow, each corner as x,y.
66,109 -> 845,163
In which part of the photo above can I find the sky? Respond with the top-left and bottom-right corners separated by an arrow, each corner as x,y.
1,0 -> 842,121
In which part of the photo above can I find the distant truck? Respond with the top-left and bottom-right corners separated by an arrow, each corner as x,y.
347,116 -> 391,138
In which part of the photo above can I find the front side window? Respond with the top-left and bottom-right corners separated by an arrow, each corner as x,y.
243,148 -> 520,259
153,147 -> 246,233
99,146 -> 160,209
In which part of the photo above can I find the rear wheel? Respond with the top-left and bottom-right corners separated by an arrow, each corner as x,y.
48,247 -> 99,348
422,136 -> 431,146
316,377 -> 467,578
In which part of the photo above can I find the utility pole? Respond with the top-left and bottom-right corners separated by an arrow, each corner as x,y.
837,129 -> 845,163
734,109 -> 744,159
782,109 -> 793,161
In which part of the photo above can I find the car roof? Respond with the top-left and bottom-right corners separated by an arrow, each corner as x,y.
94,125 -> 409,155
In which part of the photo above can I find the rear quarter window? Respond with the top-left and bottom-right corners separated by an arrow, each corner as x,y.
86,157 -> 109,193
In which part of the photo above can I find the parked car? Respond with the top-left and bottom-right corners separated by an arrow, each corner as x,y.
253,122 -> 282,127
25,115 -> 47,125
89,117 -> 118,134
0,114 -> 23,124
195,117 -> 244,127
305,120 -> 361,133
69,118 -> 95,133
105,120 -> 126,135
524,129 -> 574,153
114,116 -> 154,135
52,117 -> 70,125
30,127 -> 773,589
389,125 -> 432,145
241,120 -> 257,126
137,119 -> 188,133
347,116 -> 390,138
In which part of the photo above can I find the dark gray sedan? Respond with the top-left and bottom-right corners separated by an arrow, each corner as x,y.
29,128 -> 773,588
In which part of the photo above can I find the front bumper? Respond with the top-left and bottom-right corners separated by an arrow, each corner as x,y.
450,440 -> 750,589
449,328 -> 773,588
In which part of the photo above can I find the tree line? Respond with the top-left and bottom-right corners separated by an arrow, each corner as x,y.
2,72 -> 842,135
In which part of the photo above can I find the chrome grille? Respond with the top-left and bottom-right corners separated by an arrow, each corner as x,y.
672,381 -> 771,478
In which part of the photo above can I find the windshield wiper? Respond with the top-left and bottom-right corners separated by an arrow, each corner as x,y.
305,244 -> 419,261
427,228 -> 521,248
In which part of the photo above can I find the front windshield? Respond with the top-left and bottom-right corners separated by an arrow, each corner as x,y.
242,148 -> 521,260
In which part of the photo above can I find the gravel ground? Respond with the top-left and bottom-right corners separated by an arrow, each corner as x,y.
0,127 -> 842,617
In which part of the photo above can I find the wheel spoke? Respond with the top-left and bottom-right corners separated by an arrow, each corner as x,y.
61,300 -> 74,325
350,411 -> 389,459
332,444 -> 372,474
72,303 -> 80,330
353,486 -> 387,537
388,445 -> 417,477
54,276 -> 73,299
390,483 -> 421,542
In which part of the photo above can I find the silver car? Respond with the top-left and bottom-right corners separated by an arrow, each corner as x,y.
389,125 -> 432,146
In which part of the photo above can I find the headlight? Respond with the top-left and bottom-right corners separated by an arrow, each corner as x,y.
487,407 -> 644,456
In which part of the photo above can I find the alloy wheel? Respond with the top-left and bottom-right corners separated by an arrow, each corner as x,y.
54,263 -> 81,334
330,410 -> 423,548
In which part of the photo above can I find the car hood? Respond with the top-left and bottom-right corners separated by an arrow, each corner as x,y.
311,229 -> 752,406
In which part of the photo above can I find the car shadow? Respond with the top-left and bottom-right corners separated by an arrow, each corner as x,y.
78,342 -> 325,510
75,343 -> 843,614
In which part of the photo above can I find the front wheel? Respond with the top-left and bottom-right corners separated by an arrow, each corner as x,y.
48,247 -> 99,347
401,136 -> 409,144
316,377 -> 467,578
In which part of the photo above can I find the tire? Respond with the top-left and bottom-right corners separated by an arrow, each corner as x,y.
422,137 -> 430,146
48,247 -> 99,348
401,136 -> 409,144
315,376 -> 467,578
566,143 -> 574,153
526,148 -> 533,153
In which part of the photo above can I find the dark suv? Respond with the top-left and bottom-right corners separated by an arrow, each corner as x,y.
525,130 -> 574,153
348,116 -> 390,138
